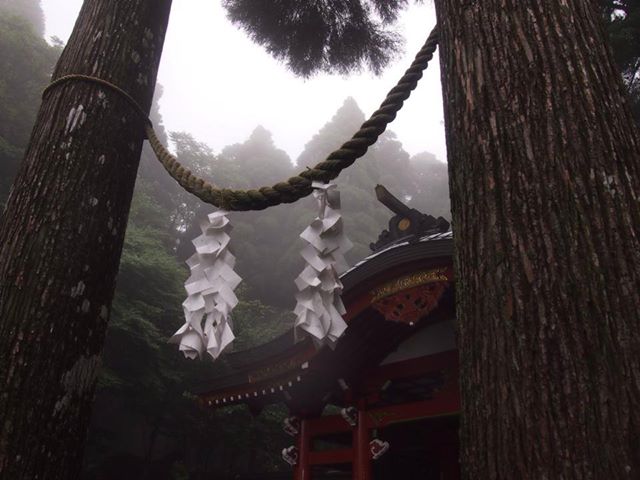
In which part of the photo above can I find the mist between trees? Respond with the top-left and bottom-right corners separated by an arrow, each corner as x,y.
0,4 -> 449,478
1,1 -> 638,478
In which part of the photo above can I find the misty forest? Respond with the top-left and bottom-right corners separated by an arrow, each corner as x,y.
1,1 -> 640,480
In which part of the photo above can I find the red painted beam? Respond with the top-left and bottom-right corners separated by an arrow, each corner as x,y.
308,448 -> 353,465
304,378 -> 460,437
365,389 -> 460,429
307,414 -> 352,436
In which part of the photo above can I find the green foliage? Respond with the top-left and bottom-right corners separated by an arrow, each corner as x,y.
222,0 -> 406,76
0,0 -> 45,37
92,185 -> 189,408
233,290 -> 295,350
170,97 -> 451,309
297,97 -> 450,262
297,97 -> 366,169
172,128 -> 305,306
85,180 -> 294,478
0,6 -> 59,206
221,126 -> 293,187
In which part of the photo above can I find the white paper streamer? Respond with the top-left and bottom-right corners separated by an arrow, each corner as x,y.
170,210 -> 241,360
293,182 -> 352,346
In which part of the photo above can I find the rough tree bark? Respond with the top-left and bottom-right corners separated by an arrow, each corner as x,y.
435,0 -> 640,478
0,1 -> 172,478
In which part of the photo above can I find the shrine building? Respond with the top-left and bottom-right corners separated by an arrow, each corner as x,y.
195,187 -> 459,479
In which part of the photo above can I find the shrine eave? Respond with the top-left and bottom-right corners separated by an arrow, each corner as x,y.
192,230 -> 454,410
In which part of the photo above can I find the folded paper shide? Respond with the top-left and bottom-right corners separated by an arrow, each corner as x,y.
170,210 -> 241,360
293,181 -> 352,346
171,182 -> 351,359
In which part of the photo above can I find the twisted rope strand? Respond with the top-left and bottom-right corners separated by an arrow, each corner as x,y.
43,26 -> 439,212
146,25 -> 439,211
43,74 -> 152,124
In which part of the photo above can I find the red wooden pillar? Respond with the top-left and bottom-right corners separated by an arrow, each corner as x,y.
353,408 -> 371,480
295,418 -> 311,480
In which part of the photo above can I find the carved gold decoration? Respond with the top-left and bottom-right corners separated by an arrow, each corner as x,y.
370,268 -> 450,303
398,218 -> 411,231
372,282 -> 448,325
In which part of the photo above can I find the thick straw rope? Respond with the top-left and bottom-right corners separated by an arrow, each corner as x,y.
44,26 -> 439,212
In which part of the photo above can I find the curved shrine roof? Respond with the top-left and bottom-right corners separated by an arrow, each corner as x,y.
194,230 -> 454,411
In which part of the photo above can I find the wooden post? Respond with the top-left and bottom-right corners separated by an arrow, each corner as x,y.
295,418 -> 311,480
0,1 -> 172,478
436,0 -> 640,477
354,408 -> 371,480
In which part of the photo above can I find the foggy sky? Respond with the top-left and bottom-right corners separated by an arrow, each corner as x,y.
41,1 -> 447,163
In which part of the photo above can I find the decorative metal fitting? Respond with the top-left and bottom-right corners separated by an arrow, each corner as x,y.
283,416 -> 300,436
282,446 -> 299,466
370,439 -> 390,460
340,406 -> 358,427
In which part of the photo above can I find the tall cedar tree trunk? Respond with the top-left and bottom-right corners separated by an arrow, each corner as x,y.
435,0 -> 640,478
0,1 -> 172,478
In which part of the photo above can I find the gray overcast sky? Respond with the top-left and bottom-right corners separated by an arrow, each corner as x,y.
41,1 -> 446,163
